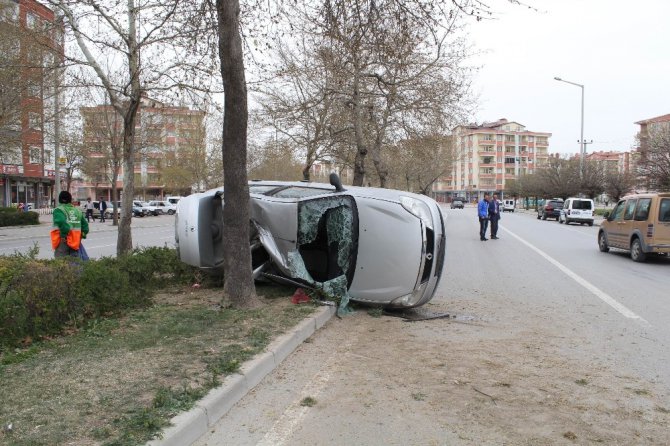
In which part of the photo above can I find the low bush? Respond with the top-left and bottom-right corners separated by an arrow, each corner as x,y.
0,247 -> 198,351
0,208 -> 40,227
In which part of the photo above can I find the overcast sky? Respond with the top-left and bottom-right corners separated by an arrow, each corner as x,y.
466,0 -> 669,156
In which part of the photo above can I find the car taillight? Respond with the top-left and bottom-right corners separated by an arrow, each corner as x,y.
647,224 -> 654,238
546,206 -> 553,211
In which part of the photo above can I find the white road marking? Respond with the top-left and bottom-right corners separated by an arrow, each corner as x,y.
502,227 -> 648,324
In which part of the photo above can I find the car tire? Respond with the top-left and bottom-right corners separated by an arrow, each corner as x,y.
598,232 -> 610,253
630,238 -> 647,262
168,210 -> 175,215
559,217 -> 564,224
588,221 -> 593,227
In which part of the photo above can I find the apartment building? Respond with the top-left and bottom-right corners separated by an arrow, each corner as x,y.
0,0 -> 62,208
433,118 -> 551,202
78,95 -> 206,201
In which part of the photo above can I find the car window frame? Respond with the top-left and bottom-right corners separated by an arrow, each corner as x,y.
610,200 -> 626,221
623,198 -> 638,221
659,198 -> 670,222
634,198 -> 652,221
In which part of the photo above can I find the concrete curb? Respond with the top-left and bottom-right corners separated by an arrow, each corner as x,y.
147,304 -> 336,446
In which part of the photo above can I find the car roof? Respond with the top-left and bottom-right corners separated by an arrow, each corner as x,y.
621,192 -> 670,200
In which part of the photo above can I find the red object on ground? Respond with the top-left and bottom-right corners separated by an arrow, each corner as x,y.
291,288 -> 310,304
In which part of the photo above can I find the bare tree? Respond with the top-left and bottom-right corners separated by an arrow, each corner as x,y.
215,0 -> 261,307
637,125 -> 670,191
48,0 -> 219,255
604,170 -> 634,202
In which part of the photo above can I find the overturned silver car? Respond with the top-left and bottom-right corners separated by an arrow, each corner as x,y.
175,175 -> 445,309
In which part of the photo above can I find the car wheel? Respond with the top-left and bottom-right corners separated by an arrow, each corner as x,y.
168,210 -> 175,215
559,216 -> 564,224
630,238 -> 647,262
588,221 -> 593,227
598,232 -> 610,253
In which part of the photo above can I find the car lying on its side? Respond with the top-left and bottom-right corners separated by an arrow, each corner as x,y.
175,175 -> 446,309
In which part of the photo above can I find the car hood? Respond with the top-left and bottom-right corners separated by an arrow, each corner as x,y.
347,196 -> 422,301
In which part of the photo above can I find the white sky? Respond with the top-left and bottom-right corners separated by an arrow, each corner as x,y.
466,0 -> 670,155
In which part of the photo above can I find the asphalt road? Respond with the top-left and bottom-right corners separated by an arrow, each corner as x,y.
193,204 -> 670,445
0,214 -> 175,259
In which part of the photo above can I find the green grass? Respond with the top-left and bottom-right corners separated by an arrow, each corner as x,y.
0,284 -> 317,446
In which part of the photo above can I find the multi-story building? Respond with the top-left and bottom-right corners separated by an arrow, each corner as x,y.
584,150 -> 632,174
633,113 -> 670,191
78,95 -> 206,201
433,118 -> 551,202
0,0 -> 62,208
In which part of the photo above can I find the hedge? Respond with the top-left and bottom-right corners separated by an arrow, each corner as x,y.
0,247 -> 198,351
0,208 -> 40,227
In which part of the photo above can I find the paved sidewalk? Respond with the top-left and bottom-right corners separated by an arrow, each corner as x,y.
147,304 -> 337,446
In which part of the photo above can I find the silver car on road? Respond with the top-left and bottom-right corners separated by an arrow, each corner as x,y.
175,175 -> 445,308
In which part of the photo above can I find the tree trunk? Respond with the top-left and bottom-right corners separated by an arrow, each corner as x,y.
216,0 -> 261,308
118,100 -> 139,254
352,68 -> 367,186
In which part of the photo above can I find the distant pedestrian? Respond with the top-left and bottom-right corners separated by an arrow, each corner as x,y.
85,197 -> 94,222
52,191 -> 89,258
99,197 -> 108,222
478,193 -> 490,241
489,193 -> 501,239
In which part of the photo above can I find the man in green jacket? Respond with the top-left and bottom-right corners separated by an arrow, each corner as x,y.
52,191 -> 89,258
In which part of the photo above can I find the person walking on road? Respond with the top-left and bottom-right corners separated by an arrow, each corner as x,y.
478,193 -> 490,241
52,191 -> 89,258
85,197 -> 94,222
99,197 -> 107,223
489,193 -> 501,239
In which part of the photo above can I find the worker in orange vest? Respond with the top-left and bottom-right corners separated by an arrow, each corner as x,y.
51,191 -> 89,258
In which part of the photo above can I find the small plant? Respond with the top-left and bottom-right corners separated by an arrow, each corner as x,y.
300,396 -> 317,407
411,392 -> 427,401
367,308 -> 383,318
575,378 -> 588,386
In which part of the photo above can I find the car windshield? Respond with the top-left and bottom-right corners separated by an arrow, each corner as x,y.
285,196 -> 358,286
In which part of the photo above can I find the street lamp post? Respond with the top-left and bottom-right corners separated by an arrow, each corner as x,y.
554,76 -> 585,176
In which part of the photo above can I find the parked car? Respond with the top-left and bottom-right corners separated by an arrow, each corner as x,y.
81,200 -> 119,220
598,193 -> 670,262
450,200 -> 464,209
502,199 -> 515,212
559,197 -> 594,226
537,199 -> 564,221
147,200 -> 177,215
175,174 -> 446,308
133,200 -> 160,216
165,196 -> 184,206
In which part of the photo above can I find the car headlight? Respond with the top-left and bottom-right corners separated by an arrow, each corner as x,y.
400,196 -> 434,230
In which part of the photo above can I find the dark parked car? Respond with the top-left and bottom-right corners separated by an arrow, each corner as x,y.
450,200 -> 464,209
537,199 -> 564,221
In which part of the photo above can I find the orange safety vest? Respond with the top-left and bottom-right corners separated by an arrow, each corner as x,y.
51,205 -> 84,250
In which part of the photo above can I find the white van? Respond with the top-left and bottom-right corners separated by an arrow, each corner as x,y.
559,197 -> 594,226
502,199 -> 515,212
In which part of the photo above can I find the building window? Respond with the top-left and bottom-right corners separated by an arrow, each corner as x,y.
26,12 -> 38,29
505,168 -> 515,174
44,150 -> 52,164
29,112 -> 42,130
528,136 -> 535,142
29,146 -> 41,164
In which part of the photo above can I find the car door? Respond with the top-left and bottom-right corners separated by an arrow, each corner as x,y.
611,198 -> 638,248
606,200 -> 627,248
655,198 -> 670,248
